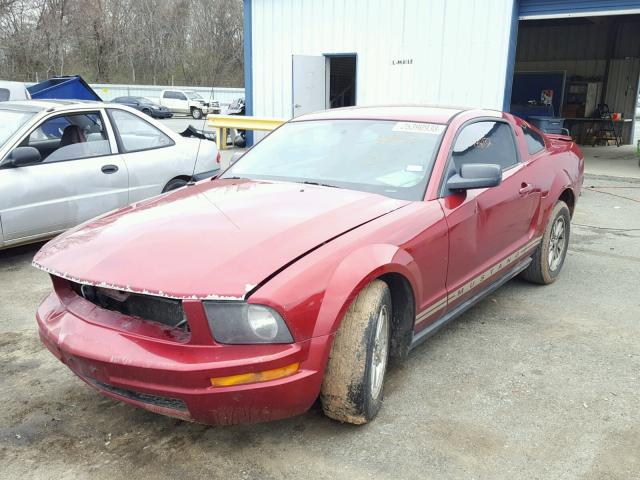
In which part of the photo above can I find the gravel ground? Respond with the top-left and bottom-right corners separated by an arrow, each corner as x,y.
1,176 -> 639,480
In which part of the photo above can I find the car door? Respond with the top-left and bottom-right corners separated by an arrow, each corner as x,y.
438,119 -> 541,310
162,91 -> 187,114
107,108 -> 182,201
0,110 -> 128,244
119,97 -> 139,110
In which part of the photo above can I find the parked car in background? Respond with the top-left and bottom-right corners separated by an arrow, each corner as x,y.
112,96 -> 172,119
226,97 -> 246,147
33,106 -> 583,426
0,100 -> 220,249
150,89 -> 220,119
0,80 -> 31,102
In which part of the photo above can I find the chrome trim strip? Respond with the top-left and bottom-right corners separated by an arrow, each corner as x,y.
415,237 -> 541,326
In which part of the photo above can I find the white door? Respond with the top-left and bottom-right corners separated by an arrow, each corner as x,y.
163,91 -> 189,114
0,111 -> 128,244
292,55 -> 326,117
108,108 -> 183,201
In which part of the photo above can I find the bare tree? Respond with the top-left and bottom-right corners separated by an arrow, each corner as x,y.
0,0 -> 243,86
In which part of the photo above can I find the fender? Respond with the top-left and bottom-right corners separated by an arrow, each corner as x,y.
540,168 -> 575,229
312,243 -> 421,338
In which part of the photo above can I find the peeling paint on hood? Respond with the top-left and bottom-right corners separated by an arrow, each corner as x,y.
33,179 -> 408,300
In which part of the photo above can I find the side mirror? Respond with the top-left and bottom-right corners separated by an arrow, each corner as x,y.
230,151 -> 244,166
8,146 -> 42,167
446,163 -> 502,191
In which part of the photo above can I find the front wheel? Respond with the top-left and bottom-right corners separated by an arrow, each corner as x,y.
191,108 -> 203,119
521,200 -> 571,284
320,280 -> 391,424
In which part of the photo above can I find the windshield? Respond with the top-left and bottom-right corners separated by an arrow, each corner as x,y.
222,119 -> 445,200
0,110 -> 34,147
186,91 -> 203,100
138,98 -> 155,105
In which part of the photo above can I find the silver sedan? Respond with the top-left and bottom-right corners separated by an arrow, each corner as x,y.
0,100 -> 220,249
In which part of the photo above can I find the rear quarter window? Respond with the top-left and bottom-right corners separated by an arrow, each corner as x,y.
522,124 -> 546,155
0,88 -> 10,101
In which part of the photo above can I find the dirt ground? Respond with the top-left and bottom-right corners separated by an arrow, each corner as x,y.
1,176 -> 639,480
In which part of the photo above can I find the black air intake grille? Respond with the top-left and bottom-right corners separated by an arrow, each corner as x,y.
89,378 -> 188,411
69,281 -> 187,331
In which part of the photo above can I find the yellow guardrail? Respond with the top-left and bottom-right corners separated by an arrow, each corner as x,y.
207,114 -> 286,150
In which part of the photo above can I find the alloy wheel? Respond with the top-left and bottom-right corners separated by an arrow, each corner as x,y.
370,304 -> 389,401
548,216 -> 566,271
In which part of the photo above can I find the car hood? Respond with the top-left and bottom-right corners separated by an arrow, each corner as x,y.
33,179 -> 408,299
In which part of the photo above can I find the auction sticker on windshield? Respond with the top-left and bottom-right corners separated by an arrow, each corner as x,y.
392,122 -> 445,135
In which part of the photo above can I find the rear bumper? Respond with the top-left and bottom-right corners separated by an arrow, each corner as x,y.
37,292 -> 330,425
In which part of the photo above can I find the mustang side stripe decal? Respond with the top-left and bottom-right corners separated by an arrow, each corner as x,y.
415,237 -> 542,326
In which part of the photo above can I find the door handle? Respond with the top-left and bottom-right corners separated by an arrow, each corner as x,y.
101,164 -> 119,174
519,182 -> 534,195
294,104 -> 302,108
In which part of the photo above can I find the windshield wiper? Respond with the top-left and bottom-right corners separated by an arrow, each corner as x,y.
298,181 -> 339,188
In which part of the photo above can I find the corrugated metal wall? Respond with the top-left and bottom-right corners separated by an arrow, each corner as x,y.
250,0 -> 515,119
605,58 -> 640,141
515,16 -> 640,87
516,16 -> 640,63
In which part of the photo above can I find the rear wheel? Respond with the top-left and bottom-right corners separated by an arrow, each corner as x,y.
521,200 -> 571,284
191,107 -> 203,119
320,280 -> 391,424
162,177 -> 188,193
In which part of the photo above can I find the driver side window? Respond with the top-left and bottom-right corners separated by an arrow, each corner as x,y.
452,121 -> 518,172
23,112 -> 111,163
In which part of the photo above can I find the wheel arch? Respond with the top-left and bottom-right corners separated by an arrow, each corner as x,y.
559,187 -> 576,217
162,175 -> 191,192
378,271 -> 416,358
314,243 -> 421,358
541,168 -> 578,229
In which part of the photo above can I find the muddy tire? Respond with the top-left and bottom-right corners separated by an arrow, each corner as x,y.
521,200 -> 571,285
320,280 -> 391,424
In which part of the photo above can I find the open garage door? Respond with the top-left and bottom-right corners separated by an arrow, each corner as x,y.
519,0 -> 640,20
509,9 -> 640,147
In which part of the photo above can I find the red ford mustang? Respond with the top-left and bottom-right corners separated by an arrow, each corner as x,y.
34,106 -> 583,425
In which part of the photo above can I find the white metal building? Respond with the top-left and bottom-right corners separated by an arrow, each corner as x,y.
243,0 -> 640,147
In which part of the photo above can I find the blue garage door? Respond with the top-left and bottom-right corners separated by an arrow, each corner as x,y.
519,0 -> 640,19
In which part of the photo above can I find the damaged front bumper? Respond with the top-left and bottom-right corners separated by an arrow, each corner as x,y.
36,287 -> 330,425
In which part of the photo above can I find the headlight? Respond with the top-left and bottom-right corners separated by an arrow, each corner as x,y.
203,302 -> 294,344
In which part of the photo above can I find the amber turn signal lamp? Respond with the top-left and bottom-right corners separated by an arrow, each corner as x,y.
210,362 -> 300,387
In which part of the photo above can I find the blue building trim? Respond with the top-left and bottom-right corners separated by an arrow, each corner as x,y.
243,0 -> 254,146
503,0 -> 520,112
519,0 -> 640,18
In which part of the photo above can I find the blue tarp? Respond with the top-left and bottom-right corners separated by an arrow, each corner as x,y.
27,76 -> 102,101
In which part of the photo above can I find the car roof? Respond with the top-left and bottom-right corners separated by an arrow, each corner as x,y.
293,105 -> 500,124
0,99 -> 118,112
